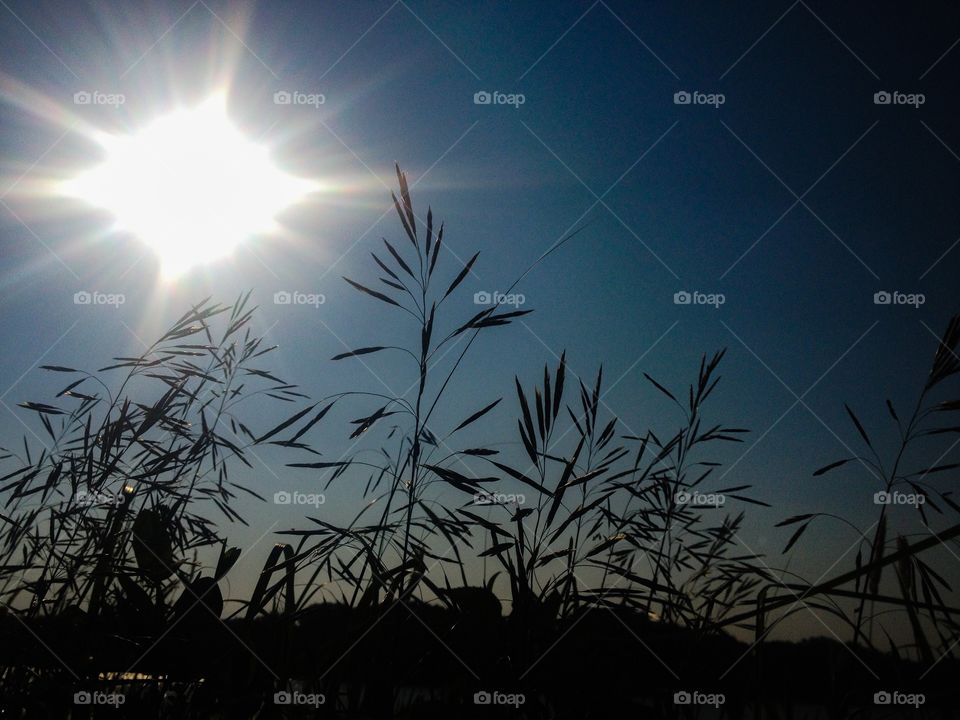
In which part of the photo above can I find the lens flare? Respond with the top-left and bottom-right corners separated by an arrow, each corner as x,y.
62,95 -> 317,277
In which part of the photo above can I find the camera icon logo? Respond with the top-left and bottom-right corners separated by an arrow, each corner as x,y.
74,291 -> 92,305
874,491 -> 891,505
274,291 -> 292,305
474,291 -> 492,304
674,290 -> 692,305
873,290 -> 891,305
274,91 -> 292,105
274,691 -> 292,704
674,691 -> 692,705
474,691 -> 492,705
74,691 -> 92,704
873,91 -> 891,105
673,91 -> 691,105
675,491 -> 690,505
874,691 -> 891,705
274,491 -> 292,505
73,91 -> 92,105
474,91 -> 492,105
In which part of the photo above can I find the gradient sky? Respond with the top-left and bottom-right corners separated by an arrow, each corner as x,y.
1,0 -> 959,640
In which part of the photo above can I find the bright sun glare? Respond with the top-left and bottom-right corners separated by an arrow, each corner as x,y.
63,95 -> 317,277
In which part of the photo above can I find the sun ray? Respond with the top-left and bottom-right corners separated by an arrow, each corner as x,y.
59,94 -> 319,278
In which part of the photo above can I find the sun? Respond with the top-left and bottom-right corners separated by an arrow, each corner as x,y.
62,95 -> 317,277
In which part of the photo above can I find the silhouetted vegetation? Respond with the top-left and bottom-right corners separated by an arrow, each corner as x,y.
2,169 -> 960,718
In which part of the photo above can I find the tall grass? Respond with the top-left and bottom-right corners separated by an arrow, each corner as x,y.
771,315 -> 960,660
0,294 -> 324,620
270,168 -> 773,644
276,165 -> 537,612
1,167 -> 959,717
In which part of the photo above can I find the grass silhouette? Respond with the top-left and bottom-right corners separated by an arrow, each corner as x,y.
1,169 -> 959,717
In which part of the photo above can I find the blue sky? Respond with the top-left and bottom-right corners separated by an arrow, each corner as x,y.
1,0 -> 959,638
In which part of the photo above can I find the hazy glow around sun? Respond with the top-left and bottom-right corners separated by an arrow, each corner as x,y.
63,95 -> 317,277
